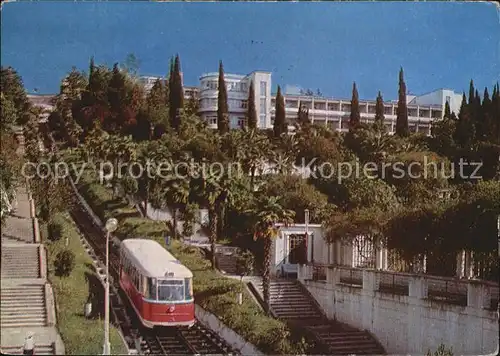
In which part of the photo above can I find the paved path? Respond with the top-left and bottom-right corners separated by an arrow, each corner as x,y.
0,181 -> 65,355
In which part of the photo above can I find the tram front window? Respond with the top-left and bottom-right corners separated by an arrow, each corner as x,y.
157,279 -> 184,301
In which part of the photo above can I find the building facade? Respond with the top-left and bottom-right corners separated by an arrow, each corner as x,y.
197,71 -> 272,129
140,71 -> 462,135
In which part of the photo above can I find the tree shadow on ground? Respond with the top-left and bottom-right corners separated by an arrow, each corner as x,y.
80,269 -> 105,320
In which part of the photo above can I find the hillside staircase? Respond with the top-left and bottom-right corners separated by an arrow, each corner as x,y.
215,251 -> 239,275
1,245 -> 41,279
251,279 -> 385,355
0,284 -> 48,328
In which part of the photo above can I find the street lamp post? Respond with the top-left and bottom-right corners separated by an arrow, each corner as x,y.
305,209 -> 309,264
103,218 -> 118,356
497,214 -> 500,259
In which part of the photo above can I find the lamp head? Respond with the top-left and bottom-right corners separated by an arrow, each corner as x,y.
105,218 -> 118,233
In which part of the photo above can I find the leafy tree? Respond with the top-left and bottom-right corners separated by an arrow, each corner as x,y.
247,80 -> 257,130
349,82 -> 361,131
325,206 -> 390,249
31,156 -> 74,223
294,124 -> 343,169
395,67 -> 409,137
0,66 -> 30,125
430,103 -> 456,159
76,58 -> 112,133
384,150 -> 450,206
252,195 -> 295,315
260,174 -> 330,223
169,55 -> 184,131
273,86 -> 287,138
217,60 -> 229,134
1,93 -> 17,130
184,94 -> 199,118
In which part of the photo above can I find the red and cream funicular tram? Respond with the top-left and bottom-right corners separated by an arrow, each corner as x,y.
119,239 -> 195,327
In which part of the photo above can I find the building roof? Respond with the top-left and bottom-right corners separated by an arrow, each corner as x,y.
121,239 -> 193,278
27,94 -> 56,107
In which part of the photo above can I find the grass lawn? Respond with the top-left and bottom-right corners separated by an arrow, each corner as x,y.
73,167 -> 311,354
45,213 -> 129,355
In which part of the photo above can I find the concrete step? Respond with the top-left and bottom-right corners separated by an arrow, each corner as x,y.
1,304 -> 46,310
0,345 -> 54,355
0,285 -> 47,327
1,245 -> 41,278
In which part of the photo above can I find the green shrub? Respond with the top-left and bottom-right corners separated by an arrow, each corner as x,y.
48,221 -> 63,242
54,249 -> 76,277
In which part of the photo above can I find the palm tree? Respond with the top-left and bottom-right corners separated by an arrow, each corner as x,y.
252,195 -> 295,315
106,135 -> 137,197
162,174 -> 191,240
240,129 -> 272,190
136,141 -> 171,216
193,170 -> 234,269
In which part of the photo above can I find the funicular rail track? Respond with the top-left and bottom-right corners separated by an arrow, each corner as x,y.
69,201 -> 237,355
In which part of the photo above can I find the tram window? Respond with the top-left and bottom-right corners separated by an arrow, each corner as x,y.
142,276 -> 148,295
138,273 -> 143,293
157,279 -> 184,302
184,278 -> 193,300
147,278 -> 157,300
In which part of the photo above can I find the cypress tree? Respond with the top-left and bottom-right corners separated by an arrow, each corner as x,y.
454,92 -> 475,148
168,54 -> 184,131
273,85 -> 287,138
395,67 -> 409,137
217,60 -> 229,134
493,83 -> 500,144
444,101 -> 451,119
87,56 -> 95,93
468,79 -> 475,106
374,91 -> 385,131
349,82 -> 361,131
246,80 -> 257,130
107,63 -> 128,133
297,100 -> 311,128
479,87 -> 492,142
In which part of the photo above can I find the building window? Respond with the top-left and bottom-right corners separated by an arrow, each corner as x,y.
260,98 -> 266,112
237,117 -> 245,128
207,116 -> 217,126
241,83 -> 248,92
208,81 -> 217,90
241,100 -> 248,109
259,115 -> 266,128
260,81 -> 267,96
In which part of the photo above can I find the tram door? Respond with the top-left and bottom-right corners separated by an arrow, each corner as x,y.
288,234 -> 307,265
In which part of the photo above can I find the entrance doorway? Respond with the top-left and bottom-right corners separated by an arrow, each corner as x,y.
288,234 -> 307,265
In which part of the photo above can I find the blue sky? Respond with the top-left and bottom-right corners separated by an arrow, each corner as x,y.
1,2 -> 499,100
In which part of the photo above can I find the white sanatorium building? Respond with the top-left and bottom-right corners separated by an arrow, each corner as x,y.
139,70 -> 463,135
